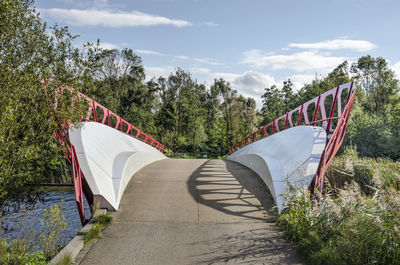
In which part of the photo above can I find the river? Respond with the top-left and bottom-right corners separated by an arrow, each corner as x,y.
0,186 -> 91,247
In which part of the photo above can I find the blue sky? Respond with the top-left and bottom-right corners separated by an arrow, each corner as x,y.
35,0 -> 400,108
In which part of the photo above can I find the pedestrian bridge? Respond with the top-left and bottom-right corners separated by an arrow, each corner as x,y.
51,81 -> 356,264
79,159 -> 302,264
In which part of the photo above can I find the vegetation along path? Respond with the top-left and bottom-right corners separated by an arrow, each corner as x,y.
78,159 -> 301,264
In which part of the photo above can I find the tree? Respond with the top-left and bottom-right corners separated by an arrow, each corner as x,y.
0,0 -> 83,205
260,84 -> 284,126
240,97 -> 258,136
351,55 -> 399,114
213,79 -> 243,146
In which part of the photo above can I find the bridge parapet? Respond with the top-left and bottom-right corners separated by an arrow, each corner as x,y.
228,126 -> 326,211
45,82 -> 165,224
69,122 -> 167,212
229,82 -> 357,195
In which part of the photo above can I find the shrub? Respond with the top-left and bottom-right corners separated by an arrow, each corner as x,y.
96,214 -> 113,226
278,154 -> 400,265
84,224 -> 103,244
39,204 -> 67,260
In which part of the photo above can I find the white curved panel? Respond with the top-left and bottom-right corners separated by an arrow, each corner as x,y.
227,126 -> 326,211
69,122 -> 167,210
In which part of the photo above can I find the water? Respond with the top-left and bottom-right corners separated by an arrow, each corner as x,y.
0,186 -> 91,247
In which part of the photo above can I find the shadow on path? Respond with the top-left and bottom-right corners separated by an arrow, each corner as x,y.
188,159 -> 276,222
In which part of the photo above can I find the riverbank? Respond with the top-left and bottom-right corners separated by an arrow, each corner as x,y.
0,187 -> 91,264
277,147 -> 400,265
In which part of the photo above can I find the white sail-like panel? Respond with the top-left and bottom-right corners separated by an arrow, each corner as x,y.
69,122 -> 167,210
227,126 -> 326,211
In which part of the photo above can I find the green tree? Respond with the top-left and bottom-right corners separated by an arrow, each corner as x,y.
214,79 -> 243,147
0,0 -> 83,205
351,55 -> 399,114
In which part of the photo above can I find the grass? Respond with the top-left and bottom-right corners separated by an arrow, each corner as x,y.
82,212 -> 113,245
277,146 -> 400,265
57,254 -> 72,265
96,213 -> 113,226
83,224 -> 103,244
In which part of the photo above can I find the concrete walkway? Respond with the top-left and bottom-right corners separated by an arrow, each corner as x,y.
78,159 -> 301,265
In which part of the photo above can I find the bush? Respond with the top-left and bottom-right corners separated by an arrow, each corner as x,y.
84,224 -> 103,244
96,214 -> 113,226
39,204 -> 67,260
83,212 -> 113,244
0,239 -> 47,265
278,153 -> 400,265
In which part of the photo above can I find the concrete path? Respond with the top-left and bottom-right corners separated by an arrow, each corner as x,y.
78,159 -> 301,265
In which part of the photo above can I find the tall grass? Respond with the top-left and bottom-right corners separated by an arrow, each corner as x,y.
278,146 -> 400,265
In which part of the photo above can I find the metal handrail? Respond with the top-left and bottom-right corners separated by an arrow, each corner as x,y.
228,82 -> 356,193
47,83 -> 165,224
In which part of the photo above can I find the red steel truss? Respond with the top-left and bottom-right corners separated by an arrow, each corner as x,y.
49,86 -> 165,224
228,82 -> 356,193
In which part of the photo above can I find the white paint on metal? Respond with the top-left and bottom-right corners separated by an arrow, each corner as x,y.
69,122 -> 167,210
227,126 -> 326,211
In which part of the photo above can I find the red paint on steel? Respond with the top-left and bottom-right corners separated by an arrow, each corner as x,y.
228,82 -> 356,194
45,84 -> 165,224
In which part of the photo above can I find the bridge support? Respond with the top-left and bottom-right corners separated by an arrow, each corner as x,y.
69,122 -> 167,211
227,126 -> 326,211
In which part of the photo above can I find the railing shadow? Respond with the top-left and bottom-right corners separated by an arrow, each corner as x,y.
190,227 -> 301,265
187,159 -> 276,222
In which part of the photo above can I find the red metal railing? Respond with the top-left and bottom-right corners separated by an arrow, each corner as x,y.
228,82 -> 356,193
48,85 -> 165,224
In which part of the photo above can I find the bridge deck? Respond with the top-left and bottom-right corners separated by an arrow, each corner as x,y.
79,159 -> 301,264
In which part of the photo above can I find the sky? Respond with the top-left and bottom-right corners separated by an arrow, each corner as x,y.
35,0 -> 400,108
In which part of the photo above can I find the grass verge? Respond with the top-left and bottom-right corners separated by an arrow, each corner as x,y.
82,212 -> 113,245
277,146 -> 400,265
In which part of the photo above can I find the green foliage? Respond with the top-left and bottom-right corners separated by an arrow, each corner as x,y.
279,153 -> 400,265
83,212 -> 113,244
0,239 -> 47,265
56,254 -> 72,265
344,104 -> 400,159
351,55 -> 399,114
0,203 -> 66,264
84,224 -> 103,244
260,79 -> 297,125
95,213 -> 113,226
0,0 -> 85,206
39,204 -> 67,260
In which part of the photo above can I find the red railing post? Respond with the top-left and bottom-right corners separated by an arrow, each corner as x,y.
92,101 -> 98,122
326,86 -> 340,134
283,113 -> 289,130
312,96 -> 321,126
297,105 -> 304,126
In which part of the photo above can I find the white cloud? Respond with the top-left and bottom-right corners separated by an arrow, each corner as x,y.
233,71 -> 275,96
392,62 -> 400,80
189,67 -> 210,74
39,8 -> 192,28
289,74 -> 317,91
135,50 -> 192,61
144,65 -> 175,80
194,57 -> 222,65
136,49 -> 167,56
55,0 -> 108,8
175,55 -> 189,60
210,71 -> 276,108
98,42 -> 119,50
241,49 -> 347,72
289,39 -> 377,52
201,21 -> 218,27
